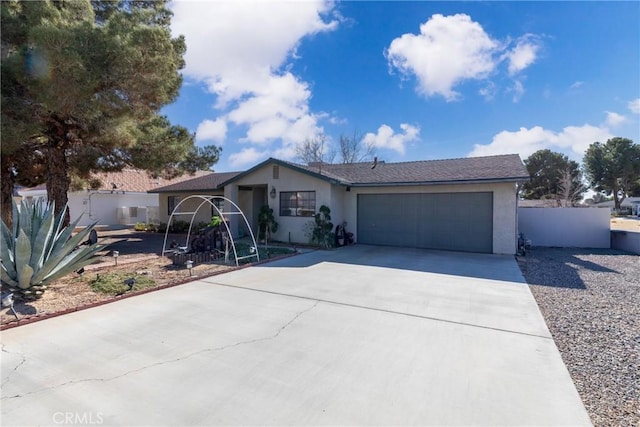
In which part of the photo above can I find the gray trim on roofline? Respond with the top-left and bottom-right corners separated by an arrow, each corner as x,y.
158,157 -> 529,192
150,176 -> 528,193
218,157 -> 344,187
347,176 -> 530,187
148,189 -> 225,194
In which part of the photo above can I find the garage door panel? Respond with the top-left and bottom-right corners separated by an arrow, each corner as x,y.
358,192 -> 493,253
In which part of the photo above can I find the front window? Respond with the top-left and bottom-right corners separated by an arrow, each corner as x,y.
211,198 -> 224,216
280,191 -> 315,217
168,196 -> 180,215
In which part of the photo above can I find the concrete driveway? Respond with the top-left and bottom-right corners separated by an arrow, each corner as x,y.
1,246 -> 591,426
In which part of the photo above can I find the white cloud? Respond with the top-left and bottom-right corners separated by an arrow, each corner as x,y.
479,81 -> 497,101
228,147 -> 269,168
170,1 -> 338,154
227,73 -> 323,145
605,111 -> 626,127
195,118 -> 227,143
505,34 -> 542,76
468,117 -> 614,160
363,123 -> 420,155
386,14 -> 540,102
629,98 -> 640,114
569,81 -> 584,90
386,14 -> 498,101
171,1 -> 338,100
510,80 -> 525,103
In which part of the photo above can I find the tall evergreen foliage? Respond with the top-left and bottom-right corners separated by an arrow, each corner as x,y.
583,137 -> 640,211
521,149 -> 586,205
1,0 -> 220,226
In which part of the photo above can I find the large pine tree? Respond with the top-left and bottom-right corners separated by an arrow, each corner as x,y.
521,149 -> 585,205
584,137 -> 640,211
1,0 -> 219,226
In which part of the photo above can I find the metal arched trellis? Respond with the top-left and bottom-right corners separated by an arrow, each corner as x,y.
161,195 -> 259,266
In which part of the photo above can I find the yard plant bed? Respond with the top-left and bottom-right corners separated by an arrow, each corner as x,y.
518,248 -> 639,427
1,245 -> 297,328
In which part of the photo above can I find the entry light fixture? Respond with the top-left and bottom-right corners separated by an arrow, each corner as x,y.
270,186 -> 276,199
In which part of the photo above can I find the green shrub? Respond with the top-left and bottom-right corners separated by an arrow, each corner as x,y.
90,271 -> 156,295
195,221 -> 209,232
209,215 -> 222,227
170,220 -> 190,233
308,205 -> 334,249
257,205 -> 278,243
134,222 -> 147,231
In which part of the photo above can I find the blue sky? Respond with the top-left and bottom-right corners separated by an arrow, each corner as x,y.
163,1 -> 640,172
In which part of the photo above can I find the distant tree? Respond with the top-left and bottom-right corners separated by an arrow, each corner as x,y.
1,0 -> 219,226
338,131 -> 375,164
296,135 -> 335,165
521,149 -> 586,204
583,137 -> 640,211
556,167 -> 587,207
628,178 -> 640,197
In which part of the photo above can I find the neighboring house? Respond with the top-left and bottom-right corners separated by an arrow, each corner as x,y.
17,169 -> 212,227
518,199 -> 560,208
594,197 -> 640,216
152,154 -> 529,255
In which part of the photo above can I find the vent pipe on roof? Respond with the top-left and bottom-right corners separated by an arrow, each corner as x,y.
371,157 -> 378,169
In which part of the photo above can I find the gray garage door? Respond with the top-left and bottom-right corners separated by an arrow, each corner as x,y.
357,192 -> 493,253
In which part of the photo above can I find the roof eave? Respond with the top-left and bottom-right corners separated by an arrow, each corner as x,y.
219,158 -> 348,187
350,176 -> 530,187
148,187 -> 225,194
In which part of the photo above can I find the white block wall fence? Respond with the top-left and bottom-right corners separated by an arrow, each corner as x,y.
611,230 -> 640,254
518,207 -> 610,248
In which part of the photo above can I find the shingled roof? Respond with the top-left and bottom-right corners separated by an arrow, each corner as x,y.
307,154 -> 529,185
19,169 -> 216,193
144,154 -> 528,192
149,171 -> 242,193
219,154 -> 528,187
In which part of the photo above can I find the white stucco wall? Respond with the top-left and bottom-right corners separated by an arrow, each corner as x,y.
343,182 -> 519,255
70,191 -> 159,226
225,164 -> 337,244
19,189 -> 159,227
225,164 -> 519,253
518,207 -> 611,248
157,192 -> 224,226
611,230 -> 640,254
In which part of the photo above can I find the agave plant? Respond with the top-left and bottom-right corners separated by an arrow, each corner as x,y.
1,199 -> 106,300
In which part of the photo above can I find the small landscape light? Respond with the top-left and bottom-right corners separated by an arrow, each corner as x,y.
1,292 -> 19,320
113,250 -> 119,265
186,260 -> 193,276
250,246 -> 256,254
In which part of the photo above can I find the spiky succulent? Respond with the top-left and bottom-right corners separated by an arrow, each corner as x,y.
1,199 -> 106,300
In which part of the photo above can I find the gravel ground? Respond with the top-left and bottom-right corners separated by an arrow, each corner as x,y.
518,248 -> 639,427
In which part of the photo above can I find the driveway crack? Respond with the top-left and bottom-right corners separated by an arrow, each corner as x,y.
1,301 -> 319,401
1,345 -> 27,389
